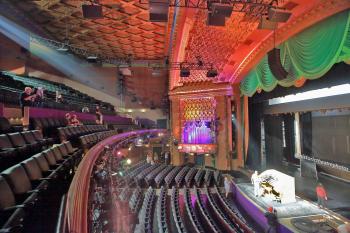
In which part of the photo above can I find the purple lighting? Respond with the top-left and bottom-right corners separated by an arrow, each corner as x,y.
182,120 -> 214,144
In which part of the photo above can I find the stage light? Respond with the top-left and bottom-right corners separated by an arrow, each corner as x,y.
128,147 -> 132,151
117,151 -> 122,155
57,45 -> 69,52
126,159 -> 131,165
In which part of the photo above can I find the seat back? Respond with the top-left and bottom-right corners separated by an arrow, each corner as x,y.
42,149 -> 58,166
58,144 -> 69,156
21,158 -> 43,181
0,134 -> 13,149
32,153 -> 50,172
0,175 -> 16,209
52,147 -> 64,161
64,141 -> 75,154
0,117 -> 12,133
7,133 -> 26,147
21,131 -> 37,144
1,165 -> 32,195
31,130 -> 44,140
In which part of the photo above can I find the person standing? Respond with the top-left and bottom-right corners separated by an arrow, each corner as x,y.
19,87 -> 35,116
224,176 -> 232,198
264,206 -> 277,233
251,170 -> 260,197
316,183 -> 328,208
34,87 -> 44,107
95,105 -> 103,125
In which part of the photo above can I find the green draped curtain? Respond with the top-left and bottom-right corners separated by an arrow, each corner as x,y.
240,10 -> 350,97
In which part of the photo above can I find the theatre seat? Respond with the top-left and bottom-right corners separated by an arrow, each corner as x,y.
20,158 -> 53,189
6,133 -> 33,156
31,130 -> 54,146
0,134 -> 26,162
0,176 -> 26,233
32,153 -> 59,179
21,131 -> 46,149
1,165 -> 48,199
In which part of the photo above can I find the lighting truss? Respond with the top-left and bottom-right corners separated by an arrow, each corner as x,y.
30,34 -> 130,66
140,0 -> 280,16
168,62 -> 215,70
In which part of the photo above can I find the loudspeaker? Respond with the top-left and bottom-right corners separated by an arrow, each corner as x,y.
180,68 -> 190,77
268,8 -> 292,22
149,0 -> 169,22
211,3 -> 233,17
206,69 -> 218,78
82,4 -> 103,19
207,12 -> 226,26
258,16 -> 278,30
268,48 -> 288,81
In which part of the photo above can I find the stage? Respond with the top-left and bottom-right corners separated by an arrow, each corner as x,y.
233,182 -> 348,233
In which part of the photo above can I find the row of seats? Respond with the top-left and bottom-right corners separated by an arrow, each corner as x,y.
135,187 -> 155,233
0,117 -> 22,134
0,141 -> 82,233
204,186 -> 240,232
155,165 -> 174,188
129,187 -> 143,213
144,164 -> 167,186
184,187 -> 205,233
164,166 -> 182,187
134,164 -> 161,187
58,125 -> 107,143
1,71 -> 115,114
170,187 -> 187,233
79,130 -> 118,150
185,167 -> 198,188
214,185 -> 253,233
0,130 -> 54,172
194,169 -> 205,187
194,187 -> 221,233
156,186 -> 168,233
175,167 -> 190,187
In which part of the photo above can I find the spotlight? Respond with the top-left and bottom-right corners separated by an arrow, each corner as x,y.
207,68 -> 218,77
126,159 -> 131,165
57,45 -> 69,52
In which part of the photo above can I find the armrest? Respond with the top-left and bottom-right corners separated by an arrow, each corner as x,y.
2,205 -> 25,212
27,189 -> 40,194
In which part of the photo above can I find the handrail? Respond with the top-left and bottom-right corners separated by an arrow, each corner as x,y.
65,129 -> 164,233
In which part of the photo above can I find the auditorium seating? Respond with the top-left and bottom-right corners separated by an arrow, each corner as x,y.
155,165 -> 173,187
135,187 -> 156,233
204,186 -> 240,232
184,187 -> 205,233
156,186 -> 168,233
0,71 -> 115,114
0,117 -> 22,134
185,167 -> 197,188
129,187 -> 143,213
110,159 -> 256,233
170,187 -> 187,233
164,166 -> 181,187
175,166 -> 190,187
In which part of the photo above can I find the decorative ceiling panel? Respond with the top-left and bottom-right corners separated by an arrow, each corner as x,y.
10,0 -> 172,60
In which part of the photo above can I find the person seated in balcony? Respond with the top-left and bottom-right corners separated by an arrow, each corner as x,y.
95,105 -> 103,124
19,86 -> 35,116
65,113 -> 72,126
33,87 -> 44,108
56,91 -> 64,103
70,114 -> 81,126
82,106 -> 90,113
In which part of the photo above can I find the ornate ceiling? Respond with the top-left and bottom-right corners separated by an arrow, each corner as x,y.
169,0 -> 350,89
8,0 -> 173,60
